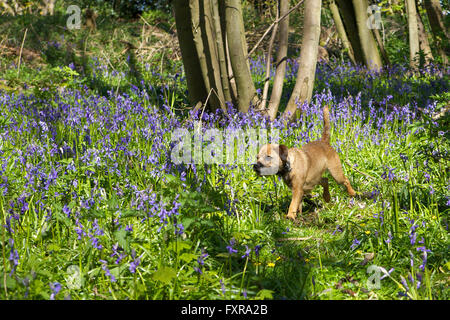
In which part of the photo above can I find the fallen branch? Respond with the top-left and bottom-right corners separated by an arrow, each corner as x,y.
276,236 -> 313,242
345,160 -> 376,180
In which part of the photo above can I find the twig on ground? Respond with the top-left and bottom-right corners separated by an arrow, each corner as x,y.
276,236 -> 313,242
345,160 -> 376,180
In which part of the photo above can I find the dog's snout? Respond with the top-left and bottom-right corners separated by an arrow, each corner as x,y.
253,162 -> 261,171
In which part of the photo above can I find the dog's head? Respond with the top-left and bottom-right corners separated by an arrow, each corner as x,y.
253,144 -> 289,176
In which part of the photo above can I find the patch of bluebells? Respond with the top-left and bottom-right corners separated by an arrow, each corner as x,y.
0,55 -> 447,295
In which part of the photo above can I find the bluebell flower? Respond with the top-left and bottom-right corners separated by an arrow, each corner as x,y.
350,238 -> 360,250
100,259 -> 116,282
226,238 -> 238,254
254,245 -> 261,257
220,279 -> 226,296
241,245 -> 251,259
63,204 -> 71,218
49,282 -> 61,300
129,250 -> 141,274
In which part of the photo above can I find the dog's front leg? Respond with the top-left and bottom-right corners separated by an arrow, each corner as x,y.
287,184 -> 303,221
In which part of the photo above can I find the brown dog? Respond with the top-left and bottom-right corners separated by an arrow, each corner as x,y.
253,106 -> 356,220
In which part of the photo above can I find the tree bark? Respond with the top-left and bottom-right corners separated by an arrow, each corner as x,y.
260,2 -> 279,112
372,28 -> 390,66
282,0 -> 321,121
423,0 -> 448,65
224,0 -> 258,112
211,0 -> 232,103
199,0 -> 225,109
405,0 -> 420,69
329,0 -> 356,65
173,1 -> 208,107
416,1 -> 433,65
42,0 -> 55,15
335,0 -> 365,65
267,0 -> 290,120
352,0 -> 382,70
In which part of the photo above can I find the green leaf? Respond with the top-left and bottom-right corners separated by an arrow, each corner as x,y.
114,228 -> 131,252
168,240 -> 191,254
179,253 -> 197,263
255,289 -> 274,300
47,243 -> 60,252
0,275 -> 16,290
119,209 -> 143,218
152,266 -> 176,284
83,210 -> 106,219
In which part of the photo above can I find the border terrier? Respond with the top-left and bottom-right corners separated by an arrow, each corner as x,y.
253,106 -> 356,221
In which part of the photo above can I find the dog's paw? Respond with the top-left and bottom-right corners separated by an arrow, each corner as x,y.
286,213 -> 297,221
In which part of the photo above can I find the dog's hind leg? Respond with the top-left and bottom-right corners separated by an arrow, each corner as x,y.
320,177 -> 331,202
327,155 -> 356,197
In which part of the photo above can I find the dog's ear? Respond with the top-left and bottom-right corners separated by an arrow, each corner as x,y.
278,145 -> 289,162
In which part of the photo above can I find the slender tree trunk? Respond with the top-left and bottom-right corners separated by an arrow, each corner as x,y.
405,0 -> 420,69
0,0 -> 16,15
199,0 -> 225,109
267,0 -> 290,120
211,0 -> 232,103
173,1 -> 208,106
372,28 -> 390,66
42,0 -> 55,15
335,0 -> 365,65
189,0 -> 215,107
260,2 -> 279,112
329,0 -> 356,65
218,0 -> 238,103
416,1 -> 433,65
282,0 -> 321,121
423,0 -> 448,65
352,0 -> 382,70
224,0 -> 258,112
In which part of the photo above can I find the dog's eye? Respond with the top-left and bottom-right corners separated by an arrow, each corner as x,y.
265,156 -> 272,161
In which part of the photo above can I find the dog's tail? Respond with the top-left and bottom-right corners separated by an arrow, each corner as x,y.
321,105 -> 331,144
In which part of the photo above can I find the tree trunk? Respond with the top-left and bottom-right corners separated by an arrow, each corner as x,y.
173,1 -> 208,107
423,0 -> 448,65
282,0 -> 321,121
352,0 -> 382,70
335,0 -> 365,66
267,0 -> 290,120
42,0 -> 55,15
224,0 -> 258,112
372,28 -> 390,66
199,0 -> 226,109
416,1 -> 433,65
211,0 -> 232,103
329,0 -> 356,65
0,0 -> 16,15
260,2 -> 279,112
405,0 -> 420,69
